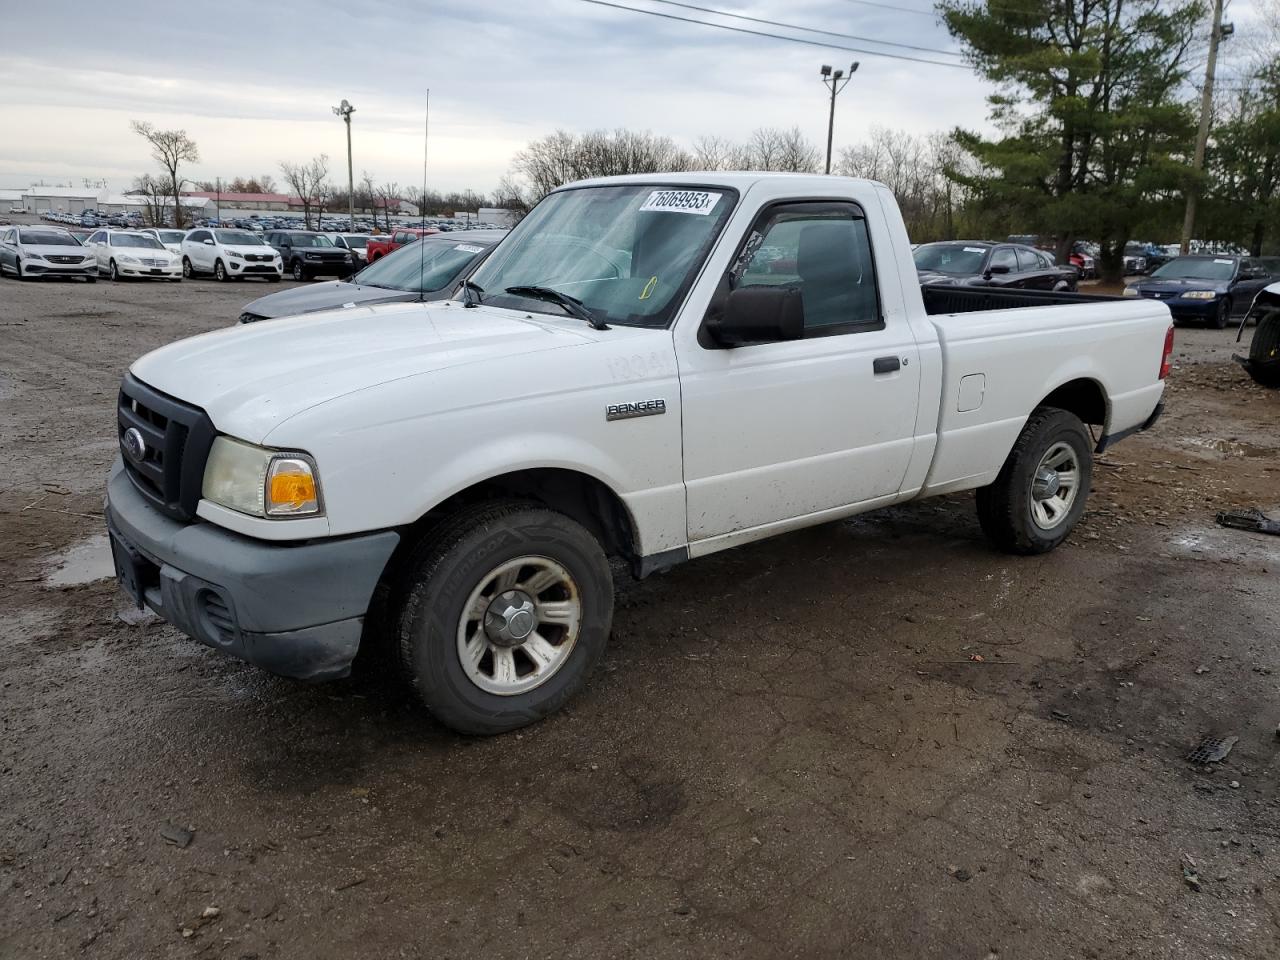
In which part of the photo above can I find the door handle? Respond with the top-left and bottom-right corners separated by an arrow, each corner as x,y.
873,356 -> 901,375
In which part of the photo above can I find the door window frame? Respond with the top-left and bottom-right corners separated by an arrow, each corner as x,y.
701,198 -> 886,347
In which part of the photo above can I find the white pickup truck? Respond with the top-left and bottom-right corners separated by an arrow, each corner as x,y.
106,173 -> 1172,734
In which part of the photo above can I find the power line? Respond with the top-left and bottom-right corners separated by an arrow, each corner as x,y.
575,0 -> 971,68
838,0 -> 941,17
644,0 -> 964,58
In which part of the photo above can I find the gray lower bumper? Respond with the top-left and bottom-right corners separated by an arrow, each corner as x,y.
105,461 -> 399,680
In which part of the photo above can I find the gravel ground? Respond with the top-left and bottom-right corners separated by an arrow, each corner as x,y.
1,276 -> 1279,959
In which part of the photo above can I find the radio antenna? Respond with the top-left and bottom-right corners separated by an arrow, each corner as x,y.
418,89 -> 429,303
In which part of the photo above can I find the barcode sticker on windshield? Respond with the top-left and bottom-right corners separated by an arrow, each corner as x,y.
453,243 -> 485,254
639,190 -> 722,215
963,246 -> 985,253
1214,258 -> 1232,264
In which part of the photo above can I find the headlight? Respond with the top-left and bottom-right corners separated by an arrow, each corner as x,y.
305,253 -> 321,260
119,255 -> 138,264
1183,290 -> 1218,300
1122,287 -> 1138,297
26,251 -> 45,261
202,436 -> 322,518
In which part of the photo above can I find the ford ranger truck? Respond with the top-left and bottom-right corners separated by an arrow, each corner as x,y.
106,174 -> 1172,735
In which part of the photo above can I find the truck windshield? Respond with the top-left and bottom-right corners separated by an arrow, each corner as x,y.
1151,257 -> 1236,281
913,243 -> 988,274
468,184 -> 737,328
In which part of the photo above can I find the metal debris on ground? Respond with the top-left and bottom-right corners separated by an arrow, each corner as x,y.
1216,509 -> 1280,536
1186,735 -> 1238,765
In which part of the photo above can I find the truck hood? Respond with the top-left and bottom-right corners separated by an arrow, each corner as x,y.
240,280 -> 419,320
1132,277 -> 1229,295
130,301 -> 600,443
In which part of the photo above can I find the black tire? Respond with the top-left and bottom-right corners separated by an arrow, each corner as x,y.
1213,298 -> 1231,329
394,500 -> 613,735
14,259 -> 26,281
1246,309 -> 1280,388
291,260 -> 307,282
214,259 -> 228,282
109,260 -> 120,282
182,257 -> 195,279
976,407 -> 1094,555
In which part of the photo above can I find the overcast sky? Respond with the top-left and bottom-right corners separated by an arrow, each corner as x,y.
0,0 -> 1268,196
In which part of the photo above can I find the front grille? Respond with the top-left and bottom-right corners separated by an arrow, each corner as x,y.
117,374 -> 216,522
243,253 -> 271,262
48,255 -> 84,264
138,257 -> 167,268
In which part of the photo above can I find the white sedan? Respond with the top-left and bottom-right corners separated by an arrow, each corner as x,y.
181,228 -> 283,281
83,230 -> 183,281
140,228 -> 189,256
0,225 -> 97,281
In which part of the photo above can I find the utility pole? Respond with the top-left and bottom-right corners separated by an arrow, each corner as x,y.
1181,0 -> 1232,254
332,99 -> 356,230
820,62 -> 858,175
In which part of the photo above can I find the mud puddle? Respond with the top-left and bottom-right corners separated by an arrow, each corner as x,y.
43,533 -> 113,587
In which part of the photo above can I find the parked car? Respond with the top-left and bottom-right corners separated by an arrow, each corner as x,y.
105,173 -> 1171,734
365,227 -> 439,262
262,230 -> 355,280
237,231 -> 506,323
1122,255 -> 1274,328
914,241 -> 1079,291
8,204 -> 24,214
81,230 -> 182,281
331,234 -> 370,265
140,228 -> 189,256
182,228 -> 282,282
1236,283 -> 1280,387
0,226 -> 96,281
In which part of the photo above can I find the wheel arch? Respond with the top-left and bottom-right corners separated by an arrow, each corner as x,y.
1036,376 -> 1108,428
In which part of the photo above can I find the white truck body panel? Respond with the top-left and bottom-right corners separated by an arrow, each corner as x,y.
126,172 -> 1169,560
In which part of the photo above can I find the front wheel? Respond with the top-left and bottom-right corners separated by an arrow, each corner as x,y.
291,260 -> 306,282
394,500 -> 614,735
976,407 -> 1093,555
1213,298 -> 1231,330
182,257 -> 194,279
14,259 -> 26,280
214,259 -> 228,282
109,260 -> 120,282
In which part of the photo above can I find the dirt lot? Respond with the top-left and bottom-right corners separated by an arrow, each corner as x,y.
2,276 -> 1279,960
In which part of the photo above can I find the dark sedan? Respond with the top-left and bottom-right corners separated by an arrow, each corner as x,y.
237,230 -> 506,324
1122,255 -> 1275,328
914,241 -> 1078,291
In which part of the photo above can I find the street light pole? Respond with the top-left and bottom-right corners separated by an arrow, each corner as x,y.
1180,0 -> 1231,254
332,99 -> 356,230
820,62 -> 858,175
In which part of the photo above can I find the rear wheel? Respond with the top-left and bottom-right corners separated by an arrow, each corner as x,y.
394,500 -> 613,735
977,407 -> 1093,555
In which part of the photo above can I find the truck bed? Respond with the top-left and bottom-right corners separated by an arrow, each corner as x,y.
921,284 -> 1121,315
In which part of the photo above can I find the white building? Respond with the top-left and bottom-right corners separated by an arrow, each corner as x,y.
20,187 -> 104,215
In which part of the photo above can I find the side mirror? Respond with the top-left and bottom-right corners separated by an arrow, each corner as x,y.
203,238 -> 214,245
708,285 -> 805,346
987,264 -> 1011,275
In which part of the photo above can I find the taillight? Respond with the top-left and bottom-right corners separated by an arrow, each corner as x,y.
1159,325 -> 1174,380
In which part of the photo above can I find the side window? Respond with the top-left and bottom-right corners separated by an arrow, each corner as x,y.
736,202 -> 881,334
1036,252 -> 1053,269
1015,247 -> 1039,271
990,247 -> 1018,272
88,231 -> 103,244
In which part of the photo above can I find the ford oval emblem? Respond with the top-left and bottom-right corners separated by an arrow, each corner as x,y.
123,427 -> 146,461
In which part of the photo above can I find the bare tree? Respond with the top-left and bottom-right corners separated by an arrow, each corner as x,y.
375,182 -> 401,230
279,154 -> 330,229
130,174 -> 169,227
131,121 -> 199,227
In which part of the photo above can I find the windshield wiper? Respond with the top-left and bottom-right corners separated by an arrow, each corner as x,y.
460,278 -> 484,308
504,285 -> 609,330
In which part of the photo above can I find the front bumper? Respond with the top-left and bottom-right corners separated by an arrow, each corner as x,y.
21,261 -> 96,277
118,264 -> 183,279
105,460 -> 399,680
228,260 -> 282,276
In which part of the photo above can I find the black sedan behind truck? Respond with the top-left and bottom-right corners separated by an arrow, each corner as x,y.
1124,255 -> 1275,328
263,230 -> 355,281
914,241 -> 1078,292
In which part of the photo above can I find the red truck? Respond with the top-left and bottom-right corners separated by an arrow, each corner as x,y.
365,227 -> 440,262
